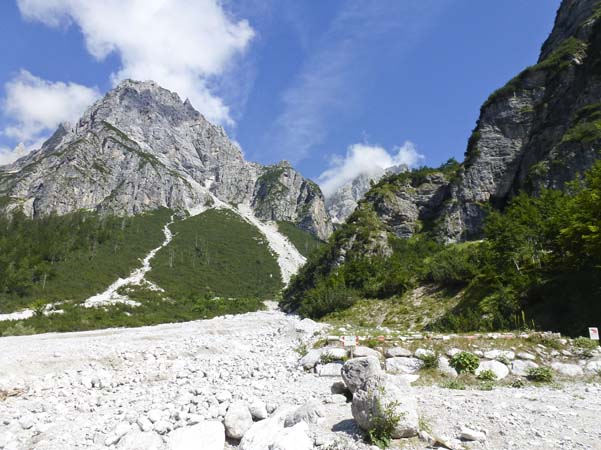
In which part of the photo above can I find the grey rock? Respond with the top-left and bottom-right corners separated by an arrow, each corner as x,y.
117,430 -> 165,450
386,357 -> 423,374
476,361 -> 509,380
224,401 -> 253,440
316,363 -> 343,377
284,400 -> 325,427
551,362 -> 584,377
385,347 -> 412,358
511,360 -> 539,377
298,349 -> 323,370
341,356 -> 382,393
352,346 -> 382,358
1,80 -> 332,240
351,377 -> 418,439
167,421 -> 225,450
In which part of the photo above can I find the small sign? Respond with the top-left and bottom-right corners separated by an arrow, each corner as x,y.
341,335 -> 358,348
589,327 -> 600,340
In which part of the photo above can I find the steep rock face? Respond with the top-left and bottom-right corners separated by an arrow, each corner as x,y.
0,80 -> 332,239
326,164 -> 408,225
440,0 -> 601,240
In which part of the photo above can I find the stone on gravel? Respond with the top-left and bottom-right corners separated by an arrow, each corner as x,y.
353,346 -> 382,358
18,414 -> 35,430
351,378 -> 418,439
476,360 -> 509,379
249,400 -> 268,421
167,421 -> 225,450
484,350 -> 515,360
330,381 -> 348,395
322,347 -> 348,360
517,352 -> 536,361
385,347 -> 412,358
385,357 -> 423,374
551,362 -> 583,377
269,422 -> 313,450
298,349 -> 323,370
341,357 -> 382,393
460,427 -> 486,442
117,430 -> 165,450
585,359 -> 601,373
224,401 -> 253,440
239,406 -> 294,450
438,356 -> 458,378
284,400 -> 325,427
316,362 -> 343,377
511,360 -> 539,376
414,348 -> 435,358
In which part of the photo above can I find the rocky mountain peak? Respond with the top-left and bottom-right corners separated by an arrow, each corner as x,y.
0,80 -> 332,239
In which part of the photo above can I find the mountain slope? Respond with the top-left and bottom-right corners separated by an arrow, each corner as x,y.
0,80 -> 332,240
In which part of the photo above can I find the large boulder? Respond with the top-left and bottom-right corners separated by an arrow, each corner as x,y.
239,406 -> 295,450
117,431 -> 165,450
298,349 -> 323,370
437,356 -> 458,378
351,378 -> 418,439
341,357 -> 382,393
510,360 -> 539,377
269,422 -> 313,450
284,400 -> 325,427
353,346 -> 382,358
385,357 -> 423,374
475,360 -> 509,380
224,401 -> 253,440
167,422 -> 224,450
551,362 -> 584,377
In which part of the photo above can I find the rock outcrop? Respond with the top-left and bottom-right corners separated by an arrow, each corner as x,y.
0,80 -> 332,239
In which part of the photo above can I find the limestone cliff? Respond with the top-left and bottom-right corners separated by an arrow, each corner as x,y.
0,80 -> 332,239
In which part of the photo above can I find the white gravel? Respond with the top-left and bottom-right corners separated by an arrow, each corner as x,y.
0,309 -> 600,450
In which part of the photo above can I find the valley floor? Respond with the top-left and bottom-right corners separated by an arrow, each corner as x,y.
0,308 -> 599,450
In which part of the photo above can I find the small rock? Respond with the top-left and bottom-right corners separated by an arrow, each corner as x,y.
484,350 -> 515,360
316,363 -> 343,377
551,362 -> 583,377
284,400 -> 325,427
510,360 -> 539,377
385,357 -> 423,374
117,430 -> 165,450
249,400 -> 268,421
270,422 -> 313,450
460,427 -> 486,442
353,346 -> 382,358
414,348 -> 435,358
19,414 -> 35,430
517,352 -> 536,361
385,347 -> 412,358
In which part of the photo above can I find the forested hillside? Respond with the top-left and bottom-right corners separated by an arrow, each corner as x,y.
282,161 -> 601,336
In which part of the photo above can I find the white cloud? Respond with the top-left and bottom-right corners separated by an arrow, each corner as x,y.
17,0 -> 255,126
265,0 -> 447,164
318,141 -> 423,197
2,70 -> 100,147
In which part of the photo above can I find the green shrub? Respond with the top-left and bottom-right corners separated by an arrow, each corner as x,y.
526,366 -> 554,382
573,337 -> 599,351
449,352 -> 480,374
1,322 -> 37,336
367,387 -> 403,449
441,379 -> 466,390
511,378 -> 526,388
320,353 -> 347,364
476,369 -> 497,381
418,352 -> 439,370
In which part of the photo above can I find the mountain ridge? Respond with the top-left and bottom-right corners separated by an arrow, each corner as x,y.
0,79 -> 333,240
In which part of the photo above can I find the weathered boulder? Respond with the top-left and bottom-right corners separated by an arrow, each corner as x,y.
351,378 -> 418,439
316,363 -> 343,377
341,357 -> 382,393
298,349 -> 323,370
284,400 -> 325,427
167,422 -> 224,450
353,346 -> 382,359
510,360 -> 539,377
551,362 -> 584,377
385,357 -> 423,374
270,422 -> 313,450
385,347 -> 412,358
438,356 -> 458,378
117,431 -> 165,450
224,401 -> 253,440
475,361 -> 509,380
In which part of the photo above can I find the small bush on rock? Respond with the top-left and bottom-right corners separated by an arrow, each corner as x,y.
476,369 -> 497,381
526,366 -> 553,382
367,390 -> 403,449
449,352 -> 480,374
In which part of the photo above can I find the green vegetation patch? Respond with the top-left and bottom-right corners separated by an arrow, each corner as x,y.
277,221 -> 324,257
561,103 -> 601,143
148,209 -> 283,300
0,208 -> 171,313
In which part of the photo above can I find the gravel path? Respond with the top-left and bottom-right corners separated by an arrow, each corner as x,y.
0,309 -> 599,450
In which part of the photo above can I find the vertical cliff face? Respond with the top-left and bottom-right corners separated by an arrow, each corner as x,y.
0,80 -> 332,239
440,0 -> 601,241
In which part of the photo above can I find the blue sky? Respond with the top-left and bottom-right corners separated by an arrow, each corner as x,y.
0,0 -> 561,192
